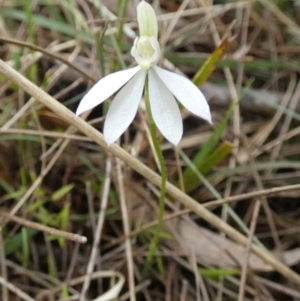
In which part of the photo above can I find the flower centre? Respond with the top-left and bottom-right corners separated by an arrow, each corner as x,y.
136,37 -> 154,58
131,36 -> 161,70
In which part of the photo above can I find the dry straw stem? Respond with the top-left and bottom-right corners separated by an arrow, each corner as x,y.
80,158 -> 112,299
0,36 -> 96,82
116,158 -> 136,301
105,182 -> 300,249
0,228 -> 8,301
0,212 -> 87,244
36,270 -> 125,301
0,59 -> 300,285
0,276 -> 35,301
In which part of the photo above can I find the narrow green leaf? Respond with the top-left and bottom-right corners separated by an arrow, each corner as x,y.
24,0 -> 38,83
0,178 -> 14,194
182,101 -> 237,191
181,79 -> 253,192
47,255 -> 56,279
166,53 -> 300,72
51,184 -> 75,201
5,229 -> 38,255
2,9 -> 93,40
61,283 -> 69,299
3,187 -> 27,201
199,268 -> 239,279
57,203 -> 71,247
21,228 -> 29,268
183,142 -> 234,193
193,40 -> 227,87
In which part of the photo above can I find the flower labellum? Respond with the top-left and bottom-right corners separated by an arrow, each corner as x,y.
76,0 -> 211,145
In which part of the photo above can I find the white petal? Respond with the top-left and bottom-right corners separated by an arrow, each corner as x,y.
149,37 -> 160,65
148,68 -> 183,145
76,66 -> 140,115
137,0 -> 158,38
153,66 -> 211,123
104,70 -> 147,145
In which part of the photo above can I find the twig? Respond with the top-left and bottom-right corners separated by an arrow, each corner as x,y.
0,276 -> 35,301
179,280 -> 189,301
0,36 -> 96,82
120,280 -> 151,301
36,270 -> 125,301
105,182 -> 300,249
116,158 -> 136,301
0,212 -> 87,244
0,228 -> 8,301
79,157 -> 112,301
204,183 -> 300,209
238,199 -> 261,301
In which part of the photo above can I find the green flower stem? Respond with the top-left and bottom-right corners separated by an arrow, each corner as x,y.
117,0 -> 128,47
142,77 -> 167,278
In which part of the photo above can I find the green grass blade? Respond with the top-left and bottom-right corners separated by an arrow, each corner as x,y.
193,40 -> 227,87
2,8 -> 94,40
183,141 -> 234,193
181,101 -> 236,190
21,227 -> 30,268
5,229 -> 38,255
51,184 -> 75,201
199,267 -> 239,280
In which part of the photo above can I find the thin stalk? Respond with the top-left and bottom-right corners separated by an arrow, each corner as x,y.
96,21 -> 109,79
116,0 -> 128,48
23,0 -> 37,83
142,77 -> 166,278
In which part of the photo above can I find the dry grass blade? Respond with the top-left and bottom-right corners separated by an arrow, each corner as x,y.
80,158 -> 112,300
116,158 -> 136,301
0,36 -> 96,82
0,212 -> 87,243
0,228 -> 8,301
35,271 -> 125,301
0,276 -> 35,301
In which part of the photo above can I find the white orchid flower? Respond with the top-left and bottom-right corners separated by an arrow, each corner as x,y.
76,0 -> 211,145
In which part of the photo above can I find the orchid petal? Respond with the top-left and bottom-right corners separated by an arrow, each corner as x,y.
137,0 -> 158,38
76,66 -> 140,116
104,70 -> 147,145
148,68 -> 183,145
153,66 -> 211,123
